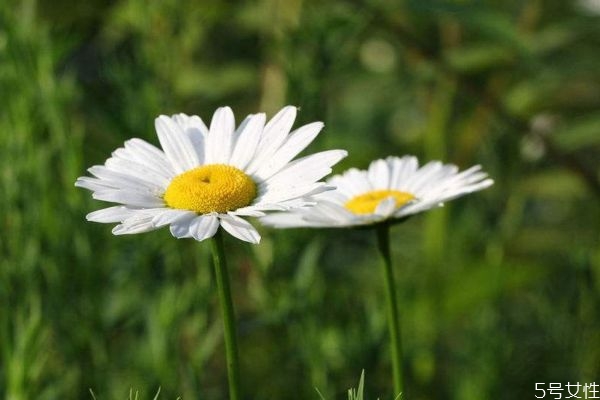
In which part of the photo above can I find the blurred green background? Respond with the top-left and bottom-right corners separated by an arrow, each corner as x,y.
1,0 -> 599,398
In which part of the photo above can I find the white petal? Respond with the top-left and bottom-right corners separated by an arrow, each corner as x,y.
169,213 -> 197,238
86,206 -> 137,223
112,213 -> 160,235
188,215 -> 220,242
92,190 -> 165,208
315,187 -> 348,203
456,164 -> 482,178
104,157 -> 172,187
260,212 -> 309,228
229,207 -> 267,217
206,107 -> 235,164
414,165 -> 488,199
151,209 -> 197,227
368,158 -> 390,189
257,182 -> 331,204
394,199 -> 441,217
246,106 -> 297,174
462,172 -> 489,185
469,178 -> 494,191
220,214 -> 260,244
88,165 -> 164,193
155,115 -> 200,173
403,161 -> 444,193
254,121 -> 324,180
112,223 -> 154,235
265,150 -> 348,189
436,166 -> 484,190
171,113 -> 208,164
124,138 -> 166,157
260,197 -> 362,228
374,196 -> 397,217
330,168 -> 372,197
75,176 -> 114,192
172,113 -> 209,136
412,164 -> 458,194
229,113 -> 266,170
390,156 -> 419,189
123,138 -> 175,175
238,202 -> 290,212
435,179 -> 494,202
303,200 -> 355,225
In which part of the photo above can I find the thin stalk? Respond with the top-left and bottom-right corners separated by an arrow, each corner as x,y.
375,222 -> 404,397
211,229 -> 241,400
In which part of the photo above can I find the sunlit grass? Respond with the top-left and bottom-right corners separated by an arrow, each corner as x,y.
316,371 -> 402,400
89,388 -> 179,400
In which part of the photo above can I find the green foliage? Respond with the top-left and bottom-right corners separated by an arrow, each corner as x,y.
317,370 -> 400,400
89,387 -> 177,400
1,0 -> 599,399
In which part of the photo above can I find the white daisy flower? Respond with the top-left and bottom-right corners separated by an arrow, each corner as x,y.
261,155 -> 493,228
75,106 -> 347,244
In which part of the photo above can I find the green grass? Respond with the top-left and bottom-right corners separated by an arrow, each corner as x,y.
1,0 -> 599,399
317,370 -> 402,400
89,388 -> 177,400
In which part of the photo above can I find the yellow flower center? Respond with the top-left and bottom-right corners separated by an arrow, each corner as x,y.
163,164 -> 257,214
344,190 -> 415,215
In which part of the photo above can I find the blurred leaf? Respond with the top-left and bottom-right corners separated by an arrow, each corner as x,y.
445,44 -> 516,73
553,115 -> 600,152
526,24 -> 576,55
444,261 -> 540,321
173,64 -> 257,99
517,170 -> 587,199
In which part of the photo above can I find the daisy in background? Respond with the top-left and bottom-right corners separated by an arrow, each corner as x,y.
76,105 -> 347,244
75,105 -> 347,400
261,155 -> 493,228
261,155 -> 493,397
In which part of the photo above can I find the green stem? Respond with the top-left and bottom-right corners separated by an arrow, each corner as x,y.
375,223 -> 404,398
211,229 -> 241,400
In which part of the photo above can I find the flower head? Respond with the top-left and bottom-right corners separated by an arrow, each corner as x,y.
261,155 -> 493,228
76,106 -> 347,243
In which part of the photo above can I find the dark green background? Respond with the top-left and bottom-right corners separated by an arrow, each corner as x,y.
1,0 -> 599,398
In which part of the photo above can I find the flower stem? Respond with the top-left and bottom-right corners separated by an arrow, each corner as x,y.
211,229 -> 241,400
375,222 -> 404,397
